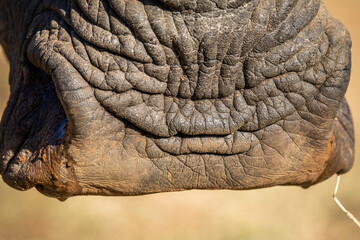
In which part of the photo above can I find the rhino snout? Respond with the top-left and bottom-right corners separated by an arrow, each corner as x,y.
0,0 -> 355,198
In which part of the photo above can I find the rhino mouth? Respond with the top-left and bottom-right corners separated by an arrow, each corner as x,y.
0,0 -> 355,198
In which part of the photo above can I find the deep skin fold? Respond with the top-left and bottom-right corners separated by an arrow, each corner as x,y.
0,0 -> 355,199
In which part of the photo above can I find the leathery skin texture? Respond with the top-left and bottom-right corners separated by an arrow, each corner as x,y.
0,0 -> 354,199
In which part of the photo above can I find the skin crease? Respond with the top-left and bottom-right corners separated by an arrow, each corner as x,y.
0,0 -> 355,199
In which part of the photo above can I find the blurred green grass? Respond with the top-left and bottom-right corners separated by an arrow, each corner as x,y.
0,0 -> 360,239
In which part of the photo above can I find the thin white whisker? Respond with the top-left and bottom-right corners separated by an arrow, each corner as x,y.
333,175 -> 360,228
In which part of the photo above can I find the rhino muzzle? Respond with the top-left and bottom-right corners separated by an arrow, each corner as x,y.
0,0 -> 354,199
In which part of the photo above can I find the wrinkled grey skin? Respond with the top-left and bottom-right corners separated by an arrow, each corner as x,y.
0,0 -> 354,200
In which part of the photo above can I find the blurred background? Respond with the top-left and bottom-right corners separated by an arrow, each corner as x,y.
0,1 -> 359,239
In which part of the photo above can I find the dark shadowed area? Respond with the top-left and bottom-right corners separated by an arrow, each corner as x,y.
0,0 -> 359,239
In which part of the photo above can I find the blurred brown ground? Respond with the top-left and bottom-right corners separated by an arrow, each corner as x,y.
0,1 -> 359,239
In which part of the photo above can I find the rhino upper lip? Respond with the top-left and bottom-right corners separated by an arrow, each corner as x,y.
0,0 -> 344,170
